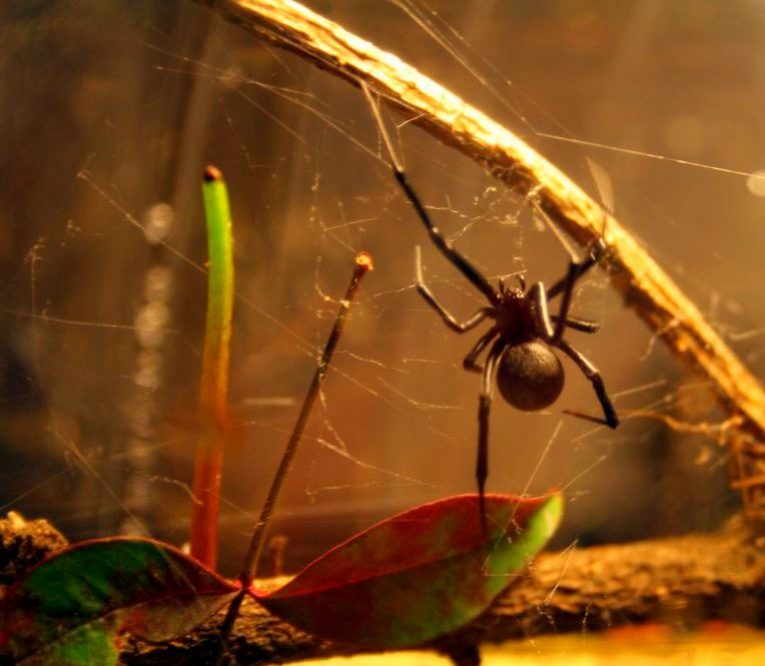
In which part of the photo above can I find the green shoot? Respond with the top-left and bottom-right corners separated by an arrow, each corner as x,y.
190,165 -> 235,570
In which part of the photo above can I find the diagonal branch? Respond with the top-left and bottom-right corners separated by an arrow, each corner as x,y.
191,0 -> 765,510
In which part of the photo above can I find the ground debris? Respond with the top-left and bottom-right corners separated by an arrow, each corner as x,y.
122,515 -> 765,664
0,511 -> 68,586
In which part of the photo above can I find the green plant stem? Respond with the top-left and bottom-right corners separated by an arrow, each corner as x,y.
216,251 -> 373,663
190,165 -> 235,570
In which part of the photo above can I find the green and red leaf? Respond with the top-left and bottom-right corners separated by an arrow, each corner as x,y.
0,493 -> 562,661
0,537 -> 239,665
254,491 -> 563,647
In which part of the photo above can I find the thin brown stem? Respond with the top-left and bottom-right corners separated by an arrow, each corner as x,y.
215,251 -> 373,663
192,0 -> 765,514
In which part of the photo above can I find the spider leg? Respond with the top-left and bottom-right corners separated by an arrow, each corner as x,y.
548,263 -> 579,342
531,197 -> 606,301
477,338 -> 506,526
415,246 -> 493,333
551,314 -> 600,334
555,338 -> 619,428
364,86 -> 500,306
527,282 -> 556,340
547,238 -> 606,299
534,243 -> 603,342
462,326 -> 499,373
531,283 -> 600,339
397,171 -> 500,305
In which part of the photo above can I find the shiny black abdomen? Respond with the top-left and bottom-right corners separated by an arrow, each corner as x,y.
496,340 -> 565,411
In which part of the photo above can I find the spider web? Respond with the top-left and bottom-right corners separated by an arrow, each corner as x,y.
1,2 -> 763,629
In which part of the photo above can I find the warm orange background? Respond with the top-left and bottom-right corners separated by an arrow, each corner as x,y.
1,1 -> 763,575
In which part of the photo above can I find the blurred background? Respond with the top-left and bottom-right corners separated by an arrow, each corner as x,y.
2,0 -> 764,576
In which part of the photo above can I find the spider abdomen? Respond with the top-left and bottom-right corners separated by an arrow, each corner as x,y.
496,341 -> 564,411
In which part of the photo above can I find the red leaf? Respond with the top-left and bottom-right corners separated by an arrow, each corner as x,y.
0,537 -> 239,665
254,491 -> 562,647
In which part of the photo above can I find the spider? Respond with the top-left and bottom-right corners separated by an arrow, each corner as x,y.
402,178 -> 620,520
364,104 -> 619,525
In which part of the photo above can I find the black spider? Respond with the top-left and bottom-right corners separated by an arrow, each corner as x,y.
400,171 -> 619,518
399,171 -> 620,520
364,86 -> 619,522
